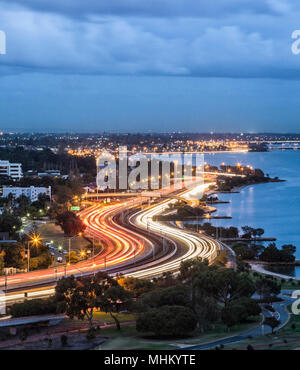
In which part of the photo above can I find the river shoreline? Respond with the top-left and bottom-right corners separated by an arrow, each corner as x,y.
204,179 -> 300,280
250,262 -> 300,281
202,151 -> 300,277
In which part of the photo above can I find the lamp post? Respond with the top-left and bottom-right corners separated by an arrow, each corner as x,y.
4,271 -> 7,293
27,241 -> 30,273
26,232 -> 42,272
68,234 -> 80,265
68,238 -> 71,265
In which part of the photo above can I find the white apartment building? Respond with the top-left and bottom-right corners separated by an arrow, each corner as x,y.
0,160 -> 23,180
2,186 -> 51,202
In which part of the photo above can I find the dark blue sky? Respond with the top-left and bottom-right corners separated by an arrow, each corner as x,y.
0,0 -> 300,132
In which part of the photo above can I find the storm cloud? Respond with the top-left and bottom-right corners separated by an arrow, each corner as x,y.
0,0 -> 299,78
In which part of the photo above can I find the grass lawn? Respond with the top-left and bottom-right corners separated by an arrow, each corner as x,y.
174,316 -> 262,346
283,305 -> 300,333
280,280 -> 300,290
95,315 -> 261,350
223,305 -> 300,350
223,332 -> 300,350
38,221 -> 90,251
93,311 -> 136,323
249,271 -> 300,290
96,324 -> 176,350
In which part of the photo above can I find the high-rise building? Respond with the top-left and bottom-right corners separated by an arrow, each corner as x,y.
0,160 -> 23,180
1,186 -> 51,202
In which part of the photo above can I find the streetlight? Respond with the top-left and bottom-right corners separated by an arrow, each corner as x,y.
29,233 -> 42,248
68,233 -> 83,267
26,233 -> 42,272
27,242 -> 30,272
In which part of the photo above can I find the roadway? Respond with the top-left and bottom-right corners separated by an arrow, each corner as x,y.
0,183 -> 221,303
183,293 -> 295,350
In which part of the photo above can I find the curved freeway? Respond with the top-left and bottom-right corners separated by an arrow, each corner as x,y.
127,198 -> 219,278
1,184 -> 221,303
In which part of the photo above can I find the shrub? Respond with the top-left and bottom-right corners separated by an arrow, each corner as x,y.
10,298 -> 57,318
136,305 -> 197,337
61,334 -> 68,347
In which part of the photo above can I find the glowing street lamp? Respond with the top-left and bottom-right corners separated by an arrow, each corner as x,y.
26,233 -> 42,272
29,233 -> 42,247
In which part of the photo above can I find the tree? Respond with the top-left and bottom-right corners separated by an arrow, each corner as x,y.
141,285 -> 190,309
236,260 -> 251,273
255,228 -> 265,238
15,195 -> 30,217
221,303 -> 248,329
232,242 -> 257,261
231,297 -> 261,317
178,258 -> 210,307
281,244 -> 297,256
259,243 -> 295,263
66,251 -> 79,264
195,268 -> 255,307
55,272 -> 133,330
10,298 -> 57,317
178,257 -> 209,285
241,226 -> 254,239
212,250 -> 228,267
56,211 -> 86,236
29,251 -> 53,270
255,278 -> 280,301
136,305 -> 197,337
0,242 -> 25,269
54,185 -> 74,204
100,282 -> 134,330
117,276 -> 154,298
0,214 -> 22,239
194,295 -> 220,331
152,271 -> 176,288
263,317 -> 280,334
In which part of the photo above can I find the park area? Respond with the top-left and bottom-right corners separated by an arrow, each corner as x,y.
38,221 -> 91,252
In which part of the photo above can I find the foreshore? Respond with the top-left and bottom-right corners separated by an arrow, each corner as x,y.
204,180 -> 300,281
250,262 -> 300,281
211,177 -> 285,195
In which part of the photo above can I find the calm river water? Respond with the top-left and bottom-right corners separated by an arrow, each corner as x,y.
203,150 -> 300,277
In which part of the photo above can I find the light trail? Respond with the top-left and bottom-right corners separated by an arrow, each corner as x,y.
0,182 -> 221,304
126,183 -> 220,278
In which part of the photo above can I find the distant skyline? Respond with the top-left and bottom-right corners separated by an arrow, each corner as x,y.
3,131 -> 300,135
1,1 -> 300,132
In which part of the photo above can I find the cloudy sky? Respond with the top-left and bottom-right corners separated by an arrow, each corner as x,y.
0,0 -> 300,132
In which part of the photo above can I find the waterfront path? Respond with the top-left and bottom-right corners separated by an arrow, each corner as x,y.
251,263 -> 300,281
